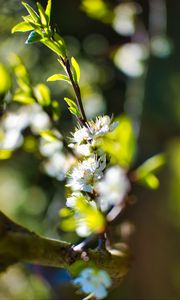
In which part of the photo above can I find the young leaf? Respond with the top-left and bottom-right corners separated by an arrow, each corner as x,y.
22,2 -> 39,23
53,33 -> 67,57
11,21 -> 34,33
42,39 -> 65,57
64,97 -> 81,117
139,173 -> 159,190
13,92 -> 35,104
25,31 -> 42,44
134,154 -> 166,180
34,83 -> 51,106
0,150 -> 12,160
99,115 -> 136,169
0,64 -> 11,95
45,0 -> 52,24
71,57 -> 81,83
47,74 -> 71,84
37,2 -> 48,26
51,100 -> 61,121
40,129 -> 61,142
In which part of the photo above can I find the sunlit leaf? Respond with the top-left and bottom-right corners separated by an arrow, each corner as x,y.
37,2 -> 48,26
99,114 -> 136,169
135,154 -> 166,180
13,92 -> 35,104
51,100 -> 60,121
0,64 -> 11,95
60,217 -> 76,231
71,57 -> 80,83
23,136 -> 37,153
11,21 -> 34,33
45,0 -> 52,24
25,31 -> 42,44
40,129 -> 60,142
59,207 -> 72,218
53,33 -> 66,57
81,0 -> 113,23
9,53 -> 30,88
64,97 -> 81,117
22,2 -> 40,23
34,83 -> 51,106
132,153 -> 166,190
0,149 -> 12,160
140,173 -> 159,190
42,39 -> 65,56
47,74 -> 71,84
17,78 -> 31,93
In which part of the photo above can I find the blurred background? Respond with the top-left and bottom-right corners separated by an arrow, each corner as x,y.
0,0 -> 179,299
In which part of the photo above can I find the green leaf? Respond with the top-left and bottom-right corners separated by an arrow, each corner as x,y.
0,64 -> 11,95
99,115 -> 136,169
135,154 -> 166,180
37,2 -> 48,26
64,97 -> 81,117
22,2 -> 40,23
140,173 -> 159,190
51,100 -> 61,121
9,53 -> 30,87
0,150 -> 12,160
60,217 -> 76,231
47,74 -> 71,84
25,31 -> 42,44
42,39 -> 65,56
34,83 -> 51,106
52,33 -> 66,56
59,207 -> 72,218
45,0 -> 52,24
71,57 -> 80,83
13,92 -> 35,104
40,129 -> 60,142
11,21 -> 34,33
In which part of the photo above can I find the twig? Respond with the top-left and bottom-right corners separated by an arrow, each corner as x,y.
0,211 -> 129,284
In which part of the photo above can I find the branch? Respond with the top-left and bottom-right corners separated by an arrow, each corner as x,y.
0,211 -> 129,285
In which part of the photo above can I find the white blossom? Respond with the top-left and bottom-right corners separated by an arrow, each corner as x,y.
43,153 -> 74,181
69,143 -> 92,157
88,115 -> 118,138
39,138 -> 63,157
95,166 -> 130,212
72,126 -> 91,144
67,154 -> 106,193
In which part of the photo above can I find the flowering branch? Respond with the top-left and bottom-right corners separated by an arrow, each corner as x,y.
0,211 -> 129,284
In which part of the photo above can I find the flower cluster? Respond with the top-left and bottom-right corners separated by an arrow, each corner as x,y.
61,115 -> 130,239
69,115 -> 118,156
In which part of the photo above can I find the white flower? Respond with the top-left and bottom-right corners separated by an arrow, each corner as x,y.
73,268 -> 111,299
72,126 -> 91,144
114,43 -> 148,77
69,143 -> 92,157
39,138 -> 63,157
30,104 -> 50,134
43,152 -> 73,181
88,115 -> 118,138
71,115 -> 118,145
95,166 -> 130,212
65,193 -> 104,237
67,154 -> 106,193
0,129 -> 23,150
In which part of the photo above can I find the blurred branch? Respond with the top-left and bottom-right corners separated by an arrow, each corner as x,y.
0,211 -> 129,284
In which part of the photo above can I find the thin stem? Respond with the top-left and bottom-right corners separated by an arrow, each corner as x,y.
61,57 -> 88,127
